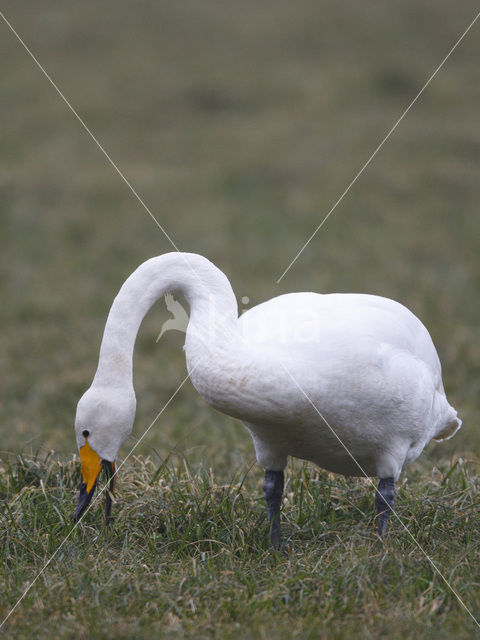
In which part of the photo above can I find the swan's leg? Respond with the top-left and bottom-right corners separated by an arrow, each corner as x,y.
263,470 -> 284,550
375,477 -> 395,536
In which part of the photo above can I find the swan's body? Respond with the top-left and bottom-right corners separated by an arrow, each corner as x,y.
74,253 -> 461,541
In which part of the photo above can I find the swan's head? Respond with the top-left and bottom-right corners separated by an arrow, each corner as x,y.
73,384 -> 136,523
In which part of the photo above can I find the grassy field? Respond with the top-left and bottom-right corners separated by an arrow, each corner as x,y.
1,0 -> 480,637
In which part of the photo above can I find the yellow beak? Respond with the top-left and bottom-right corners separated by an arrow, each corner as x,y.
74,437 -> 116,523
80,438 -> 103,493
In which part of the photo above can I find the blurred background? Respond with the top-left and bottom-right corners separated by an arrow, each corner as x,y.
1,0 -> 479,472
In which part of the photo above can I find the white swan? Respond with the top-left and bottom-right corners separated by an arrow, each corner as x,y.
73,252 -> 461,544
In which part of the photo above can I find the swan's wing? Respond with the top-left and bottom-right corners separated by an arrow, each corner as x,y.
239,292 -> 443,384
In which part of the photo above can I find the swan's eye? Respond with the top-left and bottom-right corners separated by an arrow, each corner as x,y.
82,429 -> 90,438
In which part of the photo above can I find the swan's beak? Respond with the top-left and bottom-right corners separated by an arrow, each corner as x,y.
74,439 -> 116,524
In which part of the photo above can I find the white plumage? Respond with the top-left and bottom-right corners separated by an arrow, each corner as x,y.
74,252 -> 461,540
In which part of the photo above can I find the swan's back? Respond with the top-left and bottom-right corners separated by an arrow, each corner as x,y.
240,292 -> 442,387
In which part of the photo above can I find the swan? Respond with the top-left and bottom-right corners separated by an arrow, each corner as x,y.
73,252 -> 461,546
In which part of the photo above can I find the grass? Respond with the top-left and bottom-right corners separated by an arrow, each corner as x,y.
1,0 -> 480,637
1,454 -> 480,638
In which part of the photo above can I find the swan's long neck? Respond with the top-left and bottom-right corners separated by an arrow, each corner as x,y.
92,253 -> 238,388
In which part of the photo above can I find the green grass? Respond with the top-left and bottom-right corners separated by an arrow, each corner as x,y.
1,454 -> 480,638
1,0 -> 480,637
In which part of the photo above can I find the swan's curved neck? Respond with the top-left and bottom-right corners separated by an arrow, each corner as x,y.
92,253 -> 238,387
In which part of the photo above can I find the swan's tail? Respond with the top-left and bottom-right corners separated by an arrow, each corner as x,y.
432,395 -> 462,442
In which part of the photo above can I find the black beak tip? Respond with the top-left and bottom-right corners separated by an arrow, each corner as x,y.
73,461 -> 115,525
103,460 -> 115,526
73,483 -> 95,523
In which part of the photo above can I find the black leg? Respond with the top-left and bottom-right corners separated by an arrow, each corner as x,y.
375,477 -> 395,537
263,470 -> 284,550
